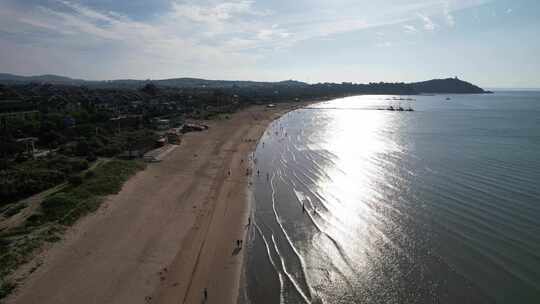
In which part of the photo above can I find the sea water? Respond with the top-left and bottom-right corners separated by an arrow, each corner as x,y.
245,92 -> 540,304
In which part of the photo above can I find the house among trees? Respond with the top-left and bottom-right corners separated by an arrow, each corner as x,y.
153,118 -> 170,130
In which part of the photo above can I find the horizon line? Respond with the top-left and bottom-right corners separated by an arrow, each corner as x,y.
2,72 -> 539,90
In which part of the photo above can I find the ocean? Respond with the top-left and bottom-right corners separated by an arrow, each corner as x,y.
244,92 -> 540,304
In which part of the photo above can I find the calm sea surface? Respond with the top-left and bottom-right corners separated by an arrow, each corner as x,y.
245,92 -> 540,304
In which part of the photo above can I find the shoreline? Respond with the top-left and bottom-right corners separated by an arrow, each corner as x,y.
236,105 -> 299,304
158,102 -> 311,304
6,101 -> 311,304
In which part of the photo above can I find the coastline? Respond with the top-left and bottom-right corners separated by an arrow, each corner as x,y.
151,102 -> 307,304
236,104 -> 306,304
6,101 -> 310,304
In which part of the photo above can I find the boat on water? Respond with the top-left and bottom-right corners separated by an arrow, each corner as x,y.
383,101 -> 414,111
446,97 -> 451,100
406,102 -> 414,111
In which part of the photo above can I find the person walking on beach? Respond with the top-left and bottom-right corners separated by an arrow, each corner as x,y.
203,288 -> 208,302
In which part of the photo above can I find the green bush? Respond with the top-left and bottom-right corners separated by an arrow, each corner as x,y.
0,169 -> 65,205
97,145 -> 121,157
67,159 -> 89,172
80,161 -> 144,195
67,175 -> 83,186
0,281 -> 17,300
86,153 -> 97,162
41,193 -> 78,221
25,213 -> 44,226
42,155 -> 88,174
84,171 -> 95,179
0,155 -> 97,207
3,203 -> 26,217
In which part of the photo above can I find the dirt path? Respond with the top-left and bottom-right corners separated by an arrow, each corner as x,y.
7,104 -> 302,304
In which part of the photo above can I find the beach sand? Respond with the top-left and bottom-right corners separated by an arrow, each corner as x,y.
7,103 -> 304,304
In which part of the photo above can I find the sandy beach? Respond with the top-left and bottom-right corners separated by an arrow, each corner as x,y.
7,103 -> 304,304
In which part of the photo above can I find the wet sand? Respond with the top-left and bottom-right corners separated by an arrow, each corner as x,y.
7,103 -> 305,304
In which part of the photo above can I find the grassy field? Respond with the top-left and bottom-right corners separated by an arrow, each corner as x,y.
0,160 -> 145,302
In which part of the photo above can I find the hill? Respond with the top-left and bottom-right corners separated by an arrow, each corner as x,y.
412,77 -> 489,94
0,73 -> 85,85
0,73 -> 489,94
0,73 -> 308,89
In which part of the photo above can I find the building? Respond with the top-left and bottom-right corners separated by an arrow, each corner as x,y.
166,129 -> 182,144
109,114 -> 143,129
153,118 -> 170,130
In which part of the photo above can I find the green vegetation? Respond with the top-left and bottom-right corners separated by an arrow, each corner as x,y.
38,160 -> 144,225
0,281 -> 16,301
0,160 -> 144,302
0,129 -> 157,208
0,156 -> 89,206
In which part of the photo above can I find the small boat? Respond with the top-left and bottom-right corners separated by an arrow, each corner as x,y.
406,102 -> 414,111
446,97 -> 451,101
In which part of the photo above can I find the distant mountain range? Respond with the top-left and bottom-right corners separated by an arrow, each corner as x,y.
0,73 -> 489,94
0,73 -> 86,85
0,73 -> 309,89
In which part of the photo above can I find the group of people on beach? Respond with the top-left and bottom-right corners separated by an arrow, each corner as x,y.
202,216 -> 251,303
200,120 -> 298,302
204,126 -> 293,303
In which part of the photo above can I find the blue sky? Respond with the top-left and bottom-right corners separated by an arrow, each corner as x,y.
0,0 -> 538,88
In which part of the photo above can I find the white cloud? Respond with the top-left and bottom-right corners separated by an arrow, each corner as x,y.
0,0 -> 279,78
403,24 -> 418,34
418,13 -> 437,31
171,1 -> 268,24
256,28 -> 290,41
0,0 -> 495,79
443,2 -> 456,27
376,41 -> 393,48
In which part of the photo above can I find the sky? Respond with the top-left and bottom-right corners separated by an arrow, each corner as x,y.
0,0 -> 539,88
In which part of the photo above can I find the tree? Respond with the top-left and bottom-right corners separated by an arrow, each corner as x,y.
75,139 -> 91,156
140,83 -> 159,96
